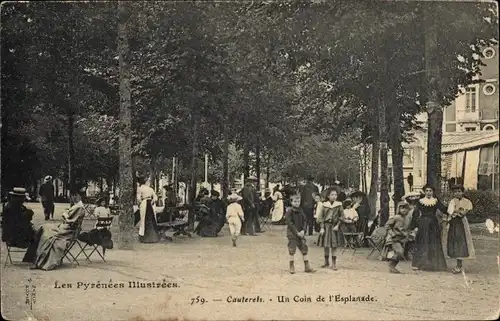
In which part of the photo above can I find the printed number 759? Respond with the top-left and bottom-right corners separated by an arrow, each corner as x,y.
190,296 -> 206,305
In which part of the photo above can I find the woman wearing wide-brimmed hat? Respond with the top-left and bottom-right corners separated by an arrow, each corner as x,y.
39,175 -> 55,220
1,187 -> 35,248
226,193 -> 244,247
349,190 -> 371,246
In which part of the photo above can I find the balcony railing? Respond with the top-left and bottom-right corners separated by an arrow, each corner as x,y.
456,110 -> 480,122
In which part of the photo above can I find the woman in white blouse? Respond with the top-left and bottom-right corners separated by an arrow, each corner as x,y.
137,176 -> 160,243
271,186 -> 285,223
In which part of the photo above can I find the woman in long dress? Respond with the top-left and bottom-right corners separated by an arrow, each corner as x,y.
137,177 -> 160,243
23,189 -> 86,270
411,184 -> 448,271
271,186 -> 285,223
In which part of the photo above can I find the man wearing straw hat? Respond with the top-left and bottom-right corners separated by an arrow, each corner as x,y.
39,175 -> 55,220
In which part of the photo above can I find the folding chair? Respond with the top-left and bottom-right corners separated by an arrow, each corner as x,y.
83,203 -> 97,219
365,226 -> 388,260
61,215 -> 85,265
75,217 -> 113,263
259,214 -> 271,229
341,219 -> 368,256
4,244 -> 28,267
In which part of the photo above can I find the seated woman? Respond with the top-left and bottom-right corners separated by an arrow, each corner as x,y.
209,191 -> 226,234
1,187 -> 36,248
23,188 -> 87,270
195,196 -> 221,237
137,177 -> 160,243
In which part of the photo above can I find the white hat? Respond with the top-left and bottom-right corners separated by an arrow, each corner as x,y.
9,187 -> 27,197
44,175 -> 53,182
403,191 -> 421,200
227,193 -> 242,202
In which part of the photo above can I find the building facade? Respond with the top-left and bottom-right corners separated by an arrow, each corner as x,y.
360,46 -> 499,193
443,45 -> 499,133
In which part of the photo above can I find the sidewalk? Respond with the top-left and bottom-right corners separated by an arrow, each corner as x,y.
1,204 -> 498,320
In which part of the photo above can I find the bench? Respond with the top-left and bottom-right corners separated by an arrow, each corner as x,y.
156,205 -> 191,239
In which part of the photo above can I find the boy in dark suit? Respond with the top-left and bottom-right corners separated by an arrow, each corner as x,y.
286,195 -> 316,274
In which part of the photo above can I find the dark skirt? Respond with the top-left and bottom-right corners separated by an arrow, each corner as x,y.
447,217 -> 469,258
139,200 -> 160,243
317,223 -> 344,248
412,215 -> 447,271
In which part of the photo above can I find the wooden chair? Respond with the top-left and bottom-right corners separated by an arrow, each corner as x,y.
61,215 -> 85,266
75,217 -> 113,263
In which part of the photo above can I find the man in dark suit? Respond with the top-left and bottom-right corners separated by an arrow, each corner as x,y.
241,177 -> 261,235
300,177 -> 319,236
39,176 -> 55,220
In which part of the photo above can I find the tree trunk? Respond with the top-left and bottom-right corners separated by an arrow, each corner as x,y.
378,98 -> 390,226
363,143 -> 368,193
423,4 -> 442,196
149,158 -> 156,191
266,152 -> 271,188
243,141 -> 250,180
255,136 -> 261,191
368,128 -> 380,221
222,126 -> 229,198
55,179 -> 59,198
188,115 -> 199,230
390,108 -> 405,210
131,156 -> 137,199
67,110 -> 75,204
106,176 -> 112,192
117,1 -> 135,250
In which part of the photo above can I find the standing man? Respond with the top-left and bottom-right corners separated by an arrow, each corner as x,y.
300,176 -> 319,236
407,173 -> 414,192
241,177 -> 258,236
39,176 -> 55,220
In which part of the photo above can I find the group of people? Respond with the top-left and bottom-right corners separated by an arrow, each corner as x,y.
2,172 -> 476,276
384,184 -> 475,274
281,181 -> 476,275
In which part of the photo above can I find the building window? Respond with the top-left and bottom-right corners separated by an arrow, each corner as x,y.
445,124 -> 456,132
465,127 -> 477,132
483,84 -> 496,96
465,86 -> 477,112
483,47 -> 496,59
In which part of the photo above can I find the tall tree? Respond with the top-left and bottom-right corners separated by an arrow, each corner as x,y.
423,3 -> 442,195
117,1 -> 134,249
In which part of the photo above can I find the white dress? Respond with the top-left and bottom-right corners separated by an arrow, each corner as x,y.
137,185 -> 158,236
271,191 -> 285,222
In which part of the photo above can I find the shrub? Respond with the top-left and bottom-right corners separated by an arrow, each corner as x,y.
441,189 -> 500,224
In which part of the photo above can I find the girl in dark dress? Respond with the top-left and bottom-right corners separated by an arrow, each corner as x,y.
411,184 -> 447,271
